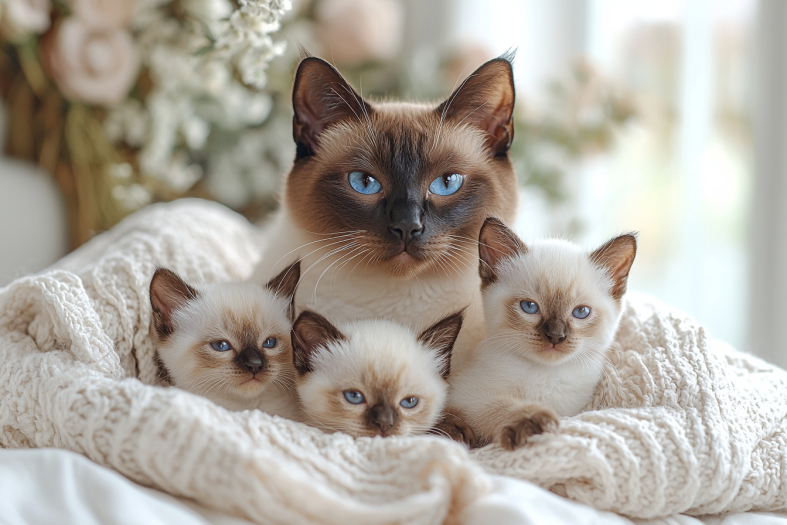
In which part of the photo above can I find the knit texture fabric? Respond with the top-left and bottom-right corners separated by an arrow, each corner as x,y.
1,199 -> 786,521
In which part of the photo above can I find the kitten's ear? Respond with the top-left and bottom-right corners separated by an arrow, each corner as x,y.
478,217 -> 527,287
291,310 -> 346,375
149,268 -> 199,339
265,260 -> 301,321
418,309 -> 465,379
589,233 -> 637,300
436,52 -> 516,157
292,57 -> 372,159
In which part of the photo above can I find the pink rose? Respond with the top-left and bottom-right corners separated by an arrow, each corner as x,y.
42,18 -> 140,106
0,0 -> 51,42
67,0 -> 137,29
315,0 -> 403,67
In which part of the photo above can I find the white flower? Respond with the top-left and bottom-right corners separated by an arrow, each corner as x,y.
181,115 -> 209,150
215,0 -> 291,89
235,36 -> 285,89
181,0 -> 232,25
104,99 -> 150,147
0,0 -> 51,42
112,183 -> 151,210
68,0 -> 138,30
42,18 -> 140,106
108,0 -> 290,193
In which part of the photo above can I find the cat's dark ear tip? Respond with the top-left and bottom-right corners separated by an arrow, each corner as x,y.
151,266 -> 174,280
615,232 -> 638,251
150,267 -> 181,294
481,216 -> 507,230
297,44 -> 313,61
498,48 -> 517,64
294,55 -> 340,79
478,216 -> 510,242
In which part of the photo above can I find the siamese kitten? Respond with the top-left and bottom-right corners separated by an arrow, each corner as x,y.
447,218 -> 637,450
150,261 -> 302,419
252,53 -> 520,370
290,309 -> 464,438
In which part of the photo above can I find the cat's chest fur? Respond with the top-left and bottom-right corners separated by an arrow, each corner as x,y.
473,354 -> 601,417
251,214 -> 485,369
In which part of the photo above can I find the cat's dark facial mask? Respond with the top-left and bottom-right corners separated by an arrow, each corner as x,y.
284,55 -> 520,276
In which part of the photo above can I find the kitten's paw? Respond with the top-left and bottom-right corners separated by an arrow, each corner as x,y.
430,413 -> 478,448
500,407 -> 559,451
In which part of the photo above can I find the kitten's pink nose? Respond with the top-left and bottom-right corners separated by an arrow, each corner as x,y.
543,319 -> 567,345
368,403 -> 398,435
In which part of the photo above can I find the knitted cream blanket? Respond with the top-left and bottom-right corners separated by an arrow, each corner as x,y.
1,200 -> 786,522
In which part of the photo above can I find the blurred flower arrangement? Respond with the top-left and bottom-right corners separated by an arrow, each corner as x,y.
0,0 -> 634,249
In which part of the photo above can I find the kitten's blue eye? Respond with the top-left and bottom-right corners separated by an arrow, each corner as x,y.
348,171 -> 382,194
520,301 -> 539,314
343,390 -> 365,405
429,173 -> 464,196
400,396 -> 418,409
572,306 -> 591,319
262,337 -> 276,348
210,340 -> 231,352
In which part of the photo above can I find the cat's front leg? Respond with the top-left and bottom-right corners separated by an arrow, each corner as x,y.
485,399 -> 559,451
430,408 -> 477,448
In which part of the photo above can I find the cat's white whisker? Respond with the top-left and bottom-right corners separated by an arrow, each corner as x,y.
268,231 -> 361,273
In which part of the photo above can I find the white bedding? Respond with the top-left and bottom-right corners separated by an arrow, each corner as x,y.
3,200 -> 787,524
3,448 -> 786,525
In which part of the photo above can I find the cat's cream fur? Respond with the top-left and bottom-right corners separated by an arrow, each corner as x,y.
447,218 -> 636,450
250,55 -> 520,371
150,263 -> 302,419
291,310 -> 463,438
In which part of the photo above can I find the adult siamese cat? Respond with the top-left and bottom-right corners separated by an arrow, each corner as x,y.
251,53 -> 519,370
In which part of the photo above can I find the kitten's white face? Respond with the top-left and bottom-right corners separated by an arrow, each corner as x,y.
150,262 -> 301,409
292,313 -> 463,438
158,283 -> 294,404
478,218 -> 636,367
484,241 -> 622,366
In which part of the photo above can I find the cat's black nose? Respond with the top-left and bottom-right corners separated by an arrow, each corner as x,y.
237,348 -> 266,375
388,200 -> 424,244
543,319 -> 567,345
367,403 -> 398,435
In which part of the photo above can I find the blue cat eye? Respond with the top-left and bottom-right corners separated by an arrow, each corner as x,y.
262,337 -> 277,348
520,301 -> 539,314
572,306 -> 591,319
400,396 -> 419,409
343,390 -> 366,405
348,171 -> 382,195
429,173 -> 464,196
210,340 -> 232,352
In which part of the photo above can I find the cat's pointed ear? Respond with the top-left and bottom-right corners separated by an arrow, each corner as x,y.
478,217 -> 527,287
291,310 -> 346,375
589,233 -> 637,300
292,57 -> 372,159
265,260 -> 301,321
418,309 -> 465,379
149,268 -> 199,339
436,52 -> 516,157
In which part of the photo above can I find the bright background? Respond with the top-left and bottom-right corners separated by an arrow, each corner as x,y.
3,0 -> 784,365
